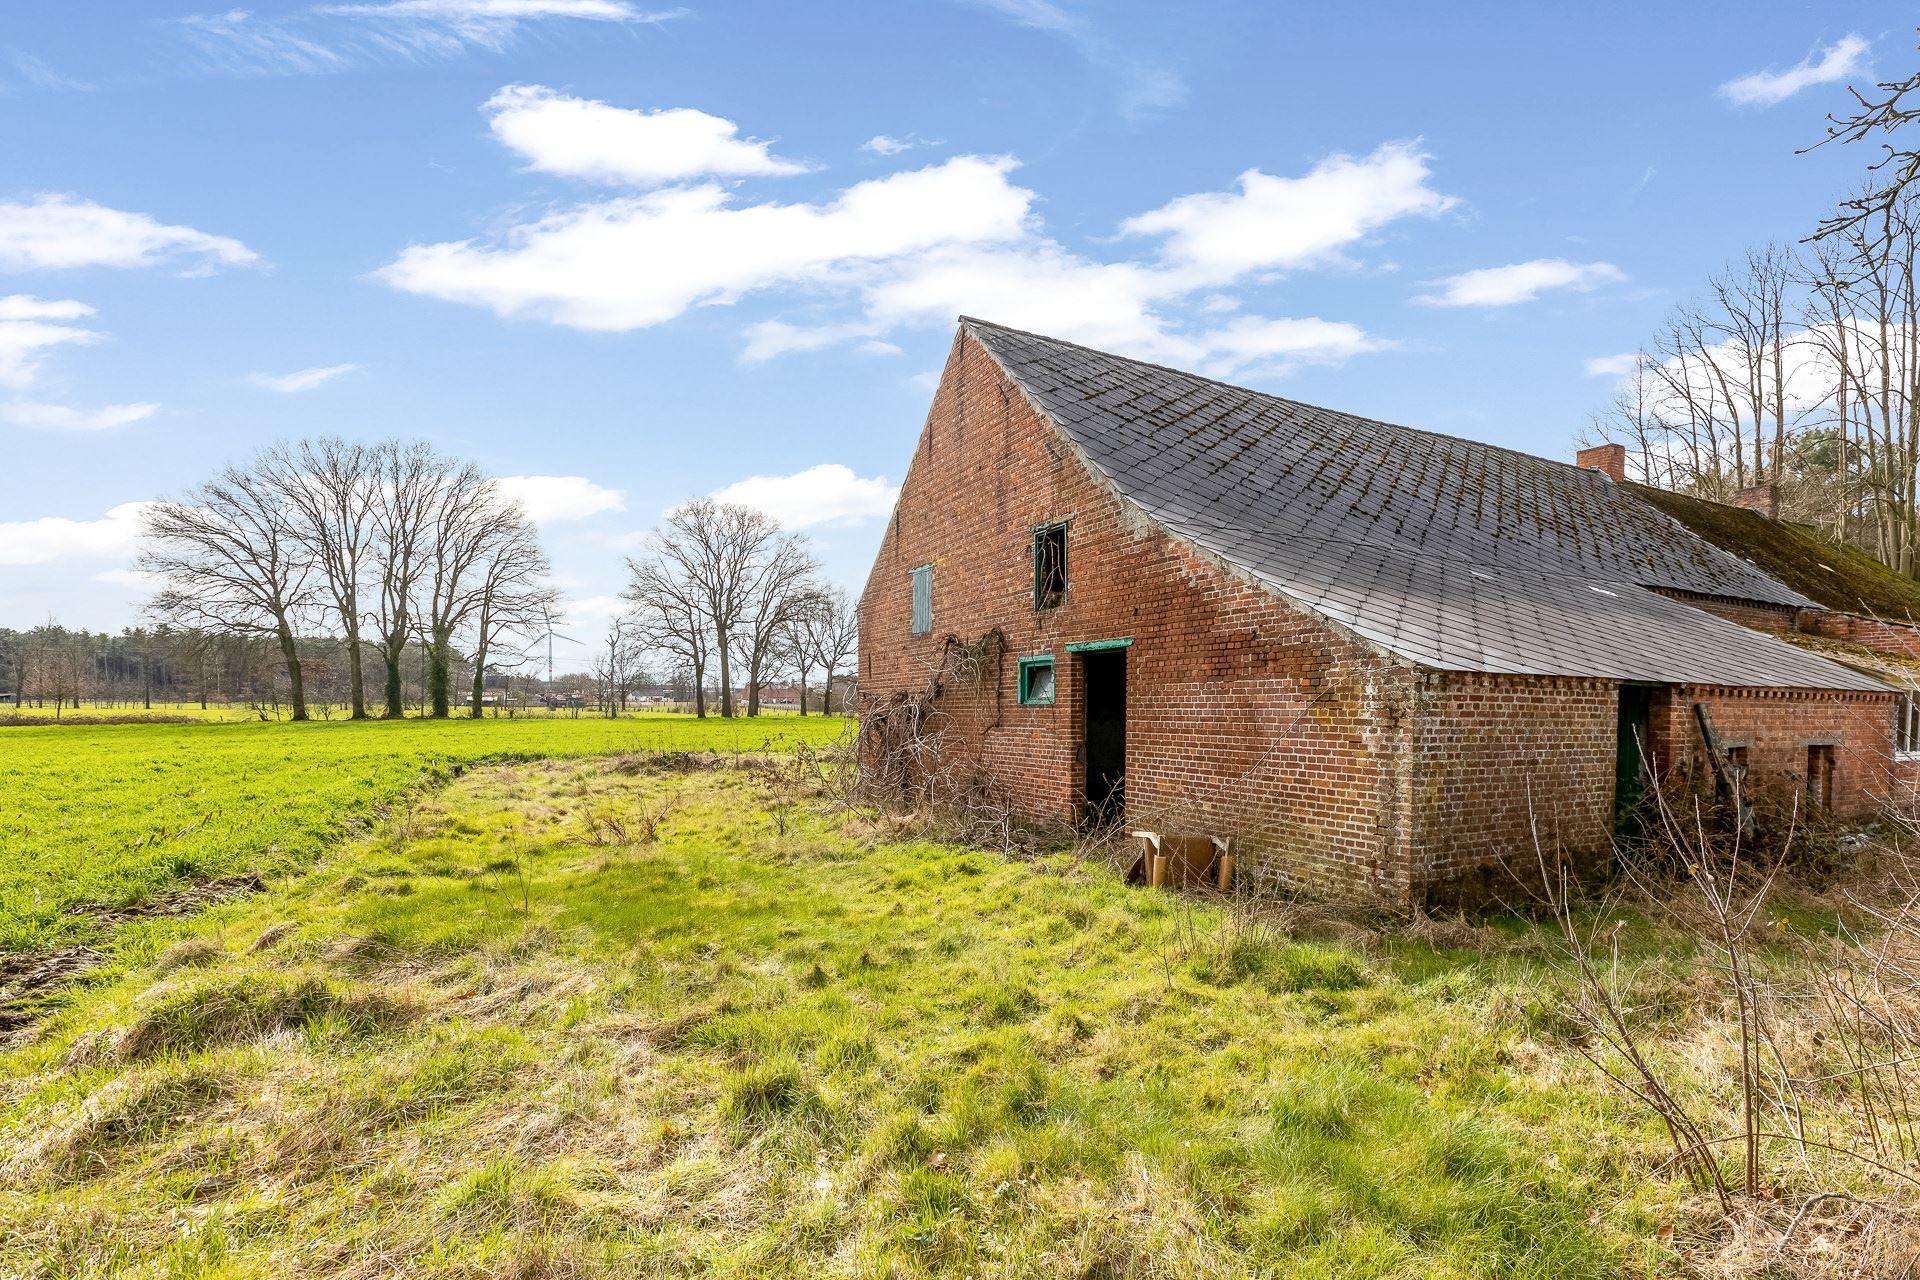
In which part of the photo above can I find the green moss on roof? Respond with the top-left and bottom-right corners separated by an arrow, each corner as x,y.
1626,482 -> 1920,621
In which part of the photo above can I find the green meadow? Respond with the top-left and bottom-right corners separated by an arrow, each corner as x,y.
1,715 -> 848,952
0,752 -> 1654,1279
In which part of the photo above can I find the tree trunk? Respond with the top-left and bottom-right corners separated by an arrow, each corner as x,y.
797,668 -> 809,716
821,664 -> 836,716
345,626 -> 367,719
716,623 -> 734,717
277,622 -> 309,722
428,630 -> 452,719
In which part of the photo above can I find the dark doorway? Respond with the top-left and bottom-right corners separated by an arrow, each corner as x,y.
1081,649 -> 1126,826
1806,744 -> 1836,810
1615,684 -> 1655,835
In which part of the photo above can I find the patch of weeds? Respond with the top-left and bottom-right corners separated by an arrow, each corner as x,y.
116,972 -> 408,1062
718,1057 -> 828,1133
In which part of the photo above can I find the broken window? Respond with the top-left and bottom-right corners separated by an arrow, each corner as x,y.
1032,521 -> 1067,610
1018,656 -> 1055,705
1899,693 -> 1920,757
910,564 -> 932,635
1806,743 -> 1836,810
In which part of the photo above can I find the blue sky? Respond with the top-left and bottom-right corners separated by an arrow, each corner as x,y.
0,1 -> 1909,669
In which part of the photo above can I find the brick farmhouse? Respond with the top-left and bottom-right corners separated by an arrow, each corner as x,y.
857,318 -> 1920,905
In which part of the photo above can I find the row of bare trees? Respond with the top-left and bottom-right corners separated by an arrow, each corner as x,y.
138,438 -> 555,721
622,498 -> 857,718
1596,34 -> 1920,574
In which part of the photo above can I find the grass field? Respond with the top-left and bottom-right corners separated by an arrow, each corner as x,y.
1,715 -> 849,953
0,754 -> 1655,1279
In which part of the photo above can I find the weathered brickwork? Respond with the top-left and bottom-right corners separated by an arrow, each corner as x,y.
1409,673 -> 1617,899
1798,609 -> 1920,661
858,330 -> 1914,905
1642,685 -> 1912,816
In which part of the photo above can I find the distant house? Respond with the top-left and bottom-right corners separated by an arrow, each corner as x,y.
857,318 -> 1920,906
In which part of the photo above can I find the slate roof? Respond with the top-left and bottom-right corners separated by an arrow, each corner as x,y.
961,317 -> 1889,693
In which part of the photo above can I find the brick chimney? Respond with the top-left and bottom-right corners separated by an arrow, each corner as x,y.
1733,483 -> 1779,519
1576,442 -> 1626,482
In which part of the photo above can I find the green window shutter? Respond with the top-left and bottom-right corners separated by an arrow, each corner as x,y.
910,564 -> 932,635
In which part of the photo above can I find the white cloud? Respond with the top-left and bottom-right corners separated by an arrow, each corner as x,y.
563,593 -> 630,622
0,501 -> 154,566
383,114 -> 1448,379
1416,258 -> 1626,307
249,363 -> 359,392
0,295 -> 99,389
380,154 -> 1034,330
1121,143 -> 1458,282
707,463 -> 899,529
495,474 -> 626,522
0,401 -> 158,431
1584,353 -> 1639,378
1720,34 -> 1870,108
486,84 -> 806,186
179,1 -> 682,76
0,195 -> 259,272
862,134 -> 913,156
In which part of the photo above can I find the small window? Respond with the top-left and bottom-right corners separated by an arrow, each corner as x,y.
1033,521 -> 1067,610
1018,656 -> 1055,705
1898,693 -> 1920,757
909,564 -> 932,635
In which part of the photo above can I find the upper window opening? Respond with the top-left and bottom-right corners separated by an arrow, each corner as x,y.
1033,521 -> 1067,610
1018,656 -> 1056,705
910,564 -> 932,635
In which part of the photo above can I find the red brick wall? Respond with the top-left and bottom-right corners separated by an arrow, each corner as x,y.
1409,673 -> 1617,900
858,331 -> 1432,901
1644,685 -> 1905,817
1797,609 -> 1920,661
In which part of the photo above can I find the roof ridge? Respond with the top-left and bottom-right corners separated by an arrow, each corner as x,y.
957,314 -> 1602,482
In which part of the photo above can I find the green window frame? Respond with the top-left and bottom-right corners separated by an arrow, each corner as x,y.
1032,520 -> 1068,610
1017,655 -> 1056,706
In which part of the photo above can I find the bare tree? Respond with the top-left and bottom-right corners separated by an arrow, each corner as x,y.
140,463 -> 319,720
639,500 -> 785,718
626,549 -> 712,717
368,441 -> 441,719
414,464 -> 542,719
796,585 -> 858,715
265,437 -> 378,719
1808,32 -> 1920,244
467,521 -> 556,718
736,533 -> 821,717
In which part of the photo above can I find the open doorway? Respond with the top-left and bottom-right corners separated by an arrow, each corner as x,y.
1080,649 -> 1126,826
1615,684 -> 1655,835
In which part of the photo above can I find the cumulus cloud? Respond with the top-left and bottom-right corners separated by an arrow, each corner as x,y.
0,401 -> 158,431
495,474 -> 626,522
1584,353 -> 1639,378
0,195 -> 259,272
0,501 -> 153,566
0,295 -> 99,389
1120,143 -> 1459,282
707,463 -> 899,529
486,85 -> 807,186
381,153 -> 1033,330
1720,34 -> 1870,108
861,134 -> 914,156
384,104 -> 1451,379
1416,258 -> 1626,308
250,363 -> 359,392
